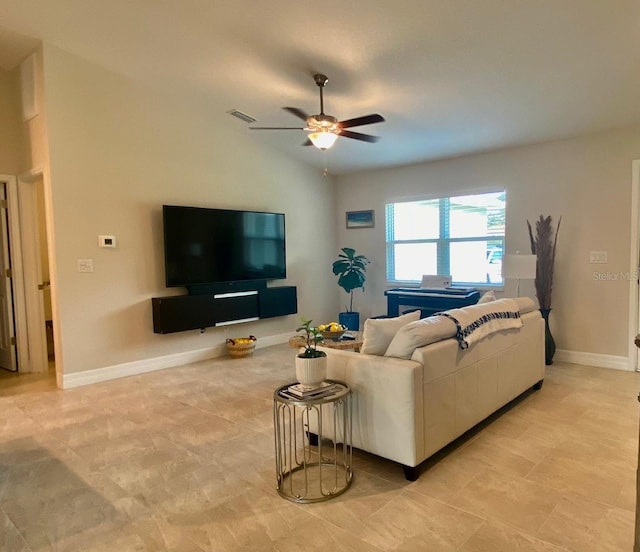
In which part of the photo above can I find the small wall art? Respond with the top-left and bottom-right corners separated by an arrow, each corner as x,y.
346,210 -> 375,229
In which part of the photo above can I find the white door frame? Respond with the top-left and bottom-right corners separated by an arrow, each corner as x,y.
0,174 -> 29,372
630,159 -> 640,371
16,168 -> 49,374
0,181 -> 19,371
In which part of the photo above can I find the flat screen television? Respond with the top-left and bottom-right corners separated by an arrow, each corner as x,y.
163,205 -> 286,288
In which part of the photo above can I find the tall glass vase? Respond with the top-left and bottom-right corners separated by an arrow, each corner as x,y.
539,308 -> 556,366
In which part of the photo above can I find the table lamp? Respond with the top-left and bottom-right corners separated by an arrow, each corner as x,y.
502,253 -> 537,297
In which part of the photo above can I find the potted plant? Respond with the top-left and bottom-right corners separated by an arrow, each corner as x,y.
332,247 -> 370,331
527,215 -> 561,365
294,318 -> 327,388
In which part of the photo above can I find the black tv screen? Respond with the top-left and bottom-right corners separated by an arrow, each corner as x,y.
163,205 -> 286,287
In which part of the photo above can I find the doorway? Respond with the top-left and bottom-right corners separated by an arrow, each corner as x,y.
630,159 -> 640,371
0,172 -> 56,379
17,170 -> 54,376
0,181 -> 18,372
34,176 -> 53,365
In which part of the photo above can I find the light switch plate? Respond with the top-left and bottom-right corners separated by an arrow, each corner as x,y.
77,259 -> 94,273
589,251 -> 607,264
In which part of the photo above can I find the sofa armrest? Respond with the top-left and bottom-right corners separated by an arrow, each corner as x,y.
319,347 -> 424,467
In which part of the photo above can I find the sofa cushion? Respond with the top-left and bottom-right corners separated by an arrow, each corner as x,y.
384,315 -> 457,359
478,293 -> 535,312
478,291 -> 496,303
361,310 -> 421,356
513,296 -> 536,314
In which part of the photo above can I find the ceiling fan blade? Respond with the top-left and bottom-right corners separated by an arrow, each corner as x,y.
339,129 -> 380,143
338,114 -> 385,129
283,107 -> 309,122
301,138 -> 312,146
249,127 -> 305,130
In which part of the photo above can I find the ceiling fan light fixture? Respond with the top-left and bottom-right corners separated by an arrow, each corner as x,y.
250,74 -> 384,150
308,129 -> 339,150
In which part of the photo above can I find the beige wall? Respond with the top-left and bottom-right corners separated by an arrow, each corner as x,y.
13,49 -> 49,174
0,68 -> 22,174
335,128 -> 640,358
13,42 -> 640,377
41,44 -> 338,375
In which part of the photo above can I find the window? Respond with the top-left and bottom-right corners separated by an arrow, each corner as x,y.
385,191 -> 505,286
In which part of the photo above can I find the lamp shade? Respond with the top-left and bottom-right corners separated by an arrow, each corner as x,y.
502,254 -> 537,279
308,130 -> 339,150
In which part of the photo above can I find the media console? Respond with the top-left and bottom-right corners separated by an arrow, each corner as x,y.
152,285 -> 297,334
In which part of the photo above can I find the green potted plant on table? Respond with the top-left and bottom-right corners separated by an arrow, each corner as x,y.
294,318 -> 327,388
332,247 -> 370,331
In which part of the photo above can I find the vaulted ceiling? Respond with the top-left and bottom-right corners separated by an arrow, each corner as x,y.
1,0 -> 639,175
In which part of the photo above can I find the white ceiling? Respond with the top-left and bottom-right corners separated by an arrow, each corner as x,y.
1,0 -> 639,175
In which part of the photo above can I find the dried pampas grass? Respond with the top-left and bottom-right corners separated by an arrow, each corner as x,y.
527,215 -> 561,310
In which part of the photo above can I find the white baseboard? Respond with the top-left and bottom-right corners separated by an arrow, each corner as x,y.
554,349 -> 632,371
59,339 -> 634,389
60,332 -> 293,389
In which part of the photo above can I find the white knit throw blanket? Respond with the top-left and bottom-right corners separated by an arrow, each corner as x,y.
440,298 -> 522,350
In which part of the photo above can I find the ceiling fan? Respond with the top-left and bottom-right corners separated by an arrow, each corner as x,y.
250,73 -> 385,150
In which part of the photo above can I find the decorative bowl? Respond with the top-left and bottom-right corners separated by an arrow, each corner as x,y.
226,335 -> 257,358
320,330 -> 346,341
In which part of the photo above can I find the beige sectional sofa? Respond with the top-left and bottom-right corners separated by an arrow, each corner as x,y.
318,298 -> 545,480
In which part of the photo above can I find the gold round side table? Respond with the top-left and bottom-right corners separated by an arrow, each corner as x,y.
273,380 -> 353,503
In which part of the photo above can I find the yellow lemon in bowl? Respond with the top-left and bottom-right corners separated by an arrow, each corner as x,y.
319,322 -> 346,340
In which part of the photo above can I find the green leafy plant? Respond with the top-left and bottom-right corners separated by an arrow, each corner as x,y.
527,215 -> 562,310
332,247 -> 370,312
295,318 -> 326,358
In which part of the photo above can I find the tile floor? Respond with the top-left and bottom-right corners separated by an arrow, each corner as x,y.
0,345 -> 638,551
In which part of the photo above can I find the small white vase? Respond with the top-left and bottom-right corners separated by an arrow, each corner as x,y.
295,354 -> 327,388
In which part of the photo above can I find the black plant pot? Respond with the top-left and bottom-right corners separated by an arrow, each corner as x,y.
539,308 -> 556,366
339,312 -> 360,331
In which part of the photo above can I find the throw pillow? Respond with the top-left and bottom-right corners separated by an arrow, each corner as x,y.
478,291 -> 496,304
384,315 -> 457,359
513,296 -> 535,313
360,310 -> 421,356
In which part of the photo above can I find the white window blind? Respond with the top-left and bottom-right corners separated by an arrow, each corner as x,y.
385,191 -> 506,286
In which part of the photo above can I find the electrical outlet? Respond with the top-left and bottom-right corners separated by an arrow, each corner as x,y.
77,259 -> 94,273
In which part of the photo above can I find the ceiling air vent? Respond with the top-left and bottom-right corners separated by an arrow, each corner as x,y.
227,109 -> 256,124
